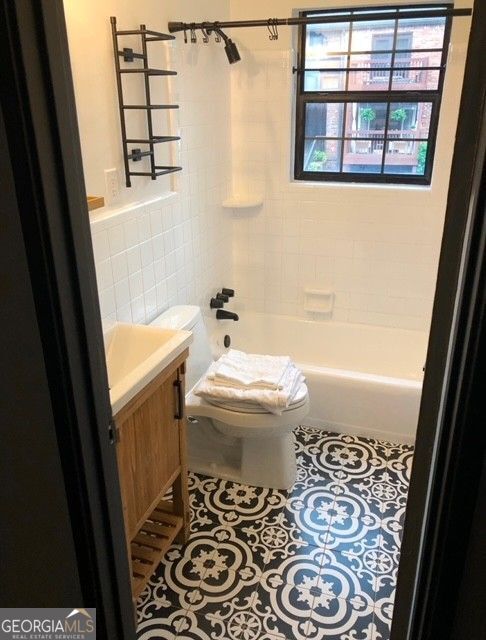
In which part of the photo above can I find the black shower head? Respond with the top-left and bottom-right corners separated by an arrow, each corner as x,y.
224,38 -> 241,64
214,28 -> 241,64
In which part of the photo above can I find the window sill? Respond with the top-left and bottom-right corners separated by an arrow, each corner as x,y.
290,179 -> 432,192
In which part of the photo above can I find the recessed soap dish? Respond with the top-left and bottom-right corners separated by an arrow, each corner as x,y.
304,288 -> 334,315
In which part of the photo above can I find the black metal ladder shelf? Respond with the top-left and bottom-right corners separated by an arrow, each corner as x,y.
111,17 -> 182,187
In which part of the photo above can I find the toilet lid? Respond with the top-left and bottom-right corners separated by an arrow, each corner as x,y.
206,383 -> 309,414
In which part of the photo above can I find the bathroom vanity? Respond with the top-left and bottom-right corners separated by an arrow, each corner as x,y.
105,322 -> 192,600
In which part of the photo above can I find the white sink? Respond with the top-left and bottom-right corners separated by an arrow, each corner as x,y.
105,322 -> 193,415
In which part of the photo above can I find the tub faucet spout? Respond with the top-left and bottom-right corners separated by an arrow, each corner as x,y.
216,309 -> 239,321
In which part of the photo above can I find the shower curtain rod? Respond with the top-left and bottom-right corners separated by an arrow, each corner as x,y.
168,7 -> 472,34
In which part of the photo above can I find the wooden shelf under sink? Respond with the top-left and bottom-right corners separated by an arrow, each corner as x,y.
130,499 -> 183,598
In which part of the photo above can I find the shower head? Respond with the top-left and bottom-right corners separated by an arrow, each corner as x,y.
214,28 -> 241,64
224,38 -> 241,64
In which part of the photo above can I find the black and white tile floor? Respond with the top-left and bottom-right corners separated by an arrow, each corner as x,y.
137,426 -> 413,640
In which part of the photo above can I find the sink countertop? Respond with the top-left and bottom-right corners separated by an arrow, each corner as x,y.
105,322 -> 193,416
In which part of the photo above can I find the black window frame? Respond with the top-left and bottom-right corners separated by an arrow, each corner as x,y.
294,4 -> 453,186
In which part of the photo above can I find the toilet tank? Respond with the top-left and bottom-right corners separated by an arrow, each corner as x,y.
150,306 -> 212,391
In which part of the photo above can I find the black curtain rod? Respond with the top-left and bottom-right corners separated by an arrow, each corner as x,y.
168,8 -> 472,34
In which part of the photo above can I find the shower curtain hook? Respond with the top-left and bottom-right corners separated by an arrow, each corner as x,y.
190,24 -> 197,43
202,28 -> 209,43
183,27 -> 188,44
267,19 -> 275,40
267,18 -> 279,41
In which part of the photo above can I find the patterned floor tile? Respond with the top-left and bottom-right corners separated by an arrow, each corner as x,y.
249,579 -> 316,640
382,442 -> 414,474
373,530 -> 401,602
189,564 -> 259,617
233,511 -> 312,569
323,496 -> 382,554
136,607 -> 187,639
138,544 -> 204,612
309,434 -> 387,483
282,505 -> 334,548
286,482 -> 338,512
380,506 -> 407,549
318,549 -> 376,609
334,468 -> 408,521
373,599 -> 394,639
137,427 -> 412,640
260,546 -> 327,592
291,463 -> 336,496
208,525 -> 268,575
176,608 -> 257,640
190,475 -> 287,528
306,600 -> 376,640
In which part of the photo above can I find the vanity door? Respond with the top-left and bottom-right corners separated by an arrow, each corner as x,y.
114,352 -> 186,540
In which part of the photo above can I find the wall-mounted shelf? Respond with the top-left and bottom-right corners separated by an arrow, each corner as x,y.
87,195 -> 105,211
122,105 -> 179,110
119,68 -> 177,76
110,17 -> 182,188
222,195 -> 264,209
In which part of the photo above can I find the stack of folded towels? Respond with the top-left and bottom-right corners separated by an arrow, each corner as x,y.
194,349 -> 306,415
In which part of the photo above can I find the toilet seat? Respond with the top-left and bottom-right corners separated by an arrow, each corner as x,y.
186,383 -> 310,433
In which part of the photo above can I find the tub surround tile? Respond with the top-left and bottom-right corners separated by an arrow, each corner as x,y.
137,427 -> 413,640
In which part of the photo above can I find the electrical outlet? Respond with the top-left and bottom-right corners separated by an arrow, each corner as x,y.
104,168 -> 120,204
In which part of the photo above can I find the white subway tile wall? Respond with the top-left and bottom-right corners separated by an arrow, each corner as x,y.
92,190 -> 232,330
228,49 -> 461,331
90,38 -> 232,331
88,25 -> 465,334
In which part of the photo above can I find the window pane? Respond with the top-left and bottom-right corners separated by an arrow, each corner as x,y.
397,17 -> 446,50
305,102 -> 344,138
304,139 -> 342,172
348,53 -> 391,91
344,102 -> 387,138
350,18 -> 395,52
391,49 -> 442,90
384,140 -> 428,175
304,69 -> 347,91
305,22 -> 350,65
388,102 -> 432,139
343,137 -> 384,174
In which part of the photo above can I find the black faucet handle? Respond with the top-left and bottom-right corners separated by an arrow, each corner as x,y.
210,297 -> 224,309
222,288 -> 235,297
216,292 -> 229,303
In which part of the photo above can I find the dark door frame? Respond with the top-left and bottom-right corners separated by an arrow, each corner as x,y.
391,1 -> 486,638
0,1 -> 484,639
0,1 -> 134,637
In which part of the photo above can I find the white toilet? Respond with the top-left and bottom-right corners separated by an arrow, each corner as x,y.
150,305 -> 309,489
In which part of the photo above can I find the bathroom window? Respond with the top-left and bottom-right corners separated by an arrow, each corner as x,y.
294,4 -> 452,185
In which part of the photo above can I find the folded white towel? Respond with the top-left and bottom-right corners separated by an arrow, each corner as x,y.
195,360 -> 306,415
207,349 -> 292,390
207,381 -> 309,412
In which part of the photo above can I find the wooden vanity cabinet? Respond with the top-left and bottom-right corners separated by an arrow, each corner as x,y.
113,349 -> 190,600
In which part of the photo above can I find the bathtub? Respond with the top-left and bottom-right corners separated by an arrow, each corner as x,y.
213,313 -> 427,444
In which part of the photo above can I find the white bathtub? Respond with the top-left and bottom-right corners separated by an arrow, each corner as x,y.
213,313 -> 427,444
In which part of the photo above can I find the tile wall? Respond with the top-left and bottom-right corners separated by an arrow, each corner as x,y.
228,43 -> 466,331
91,190 -> 231,329
85,25 -> 233,331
